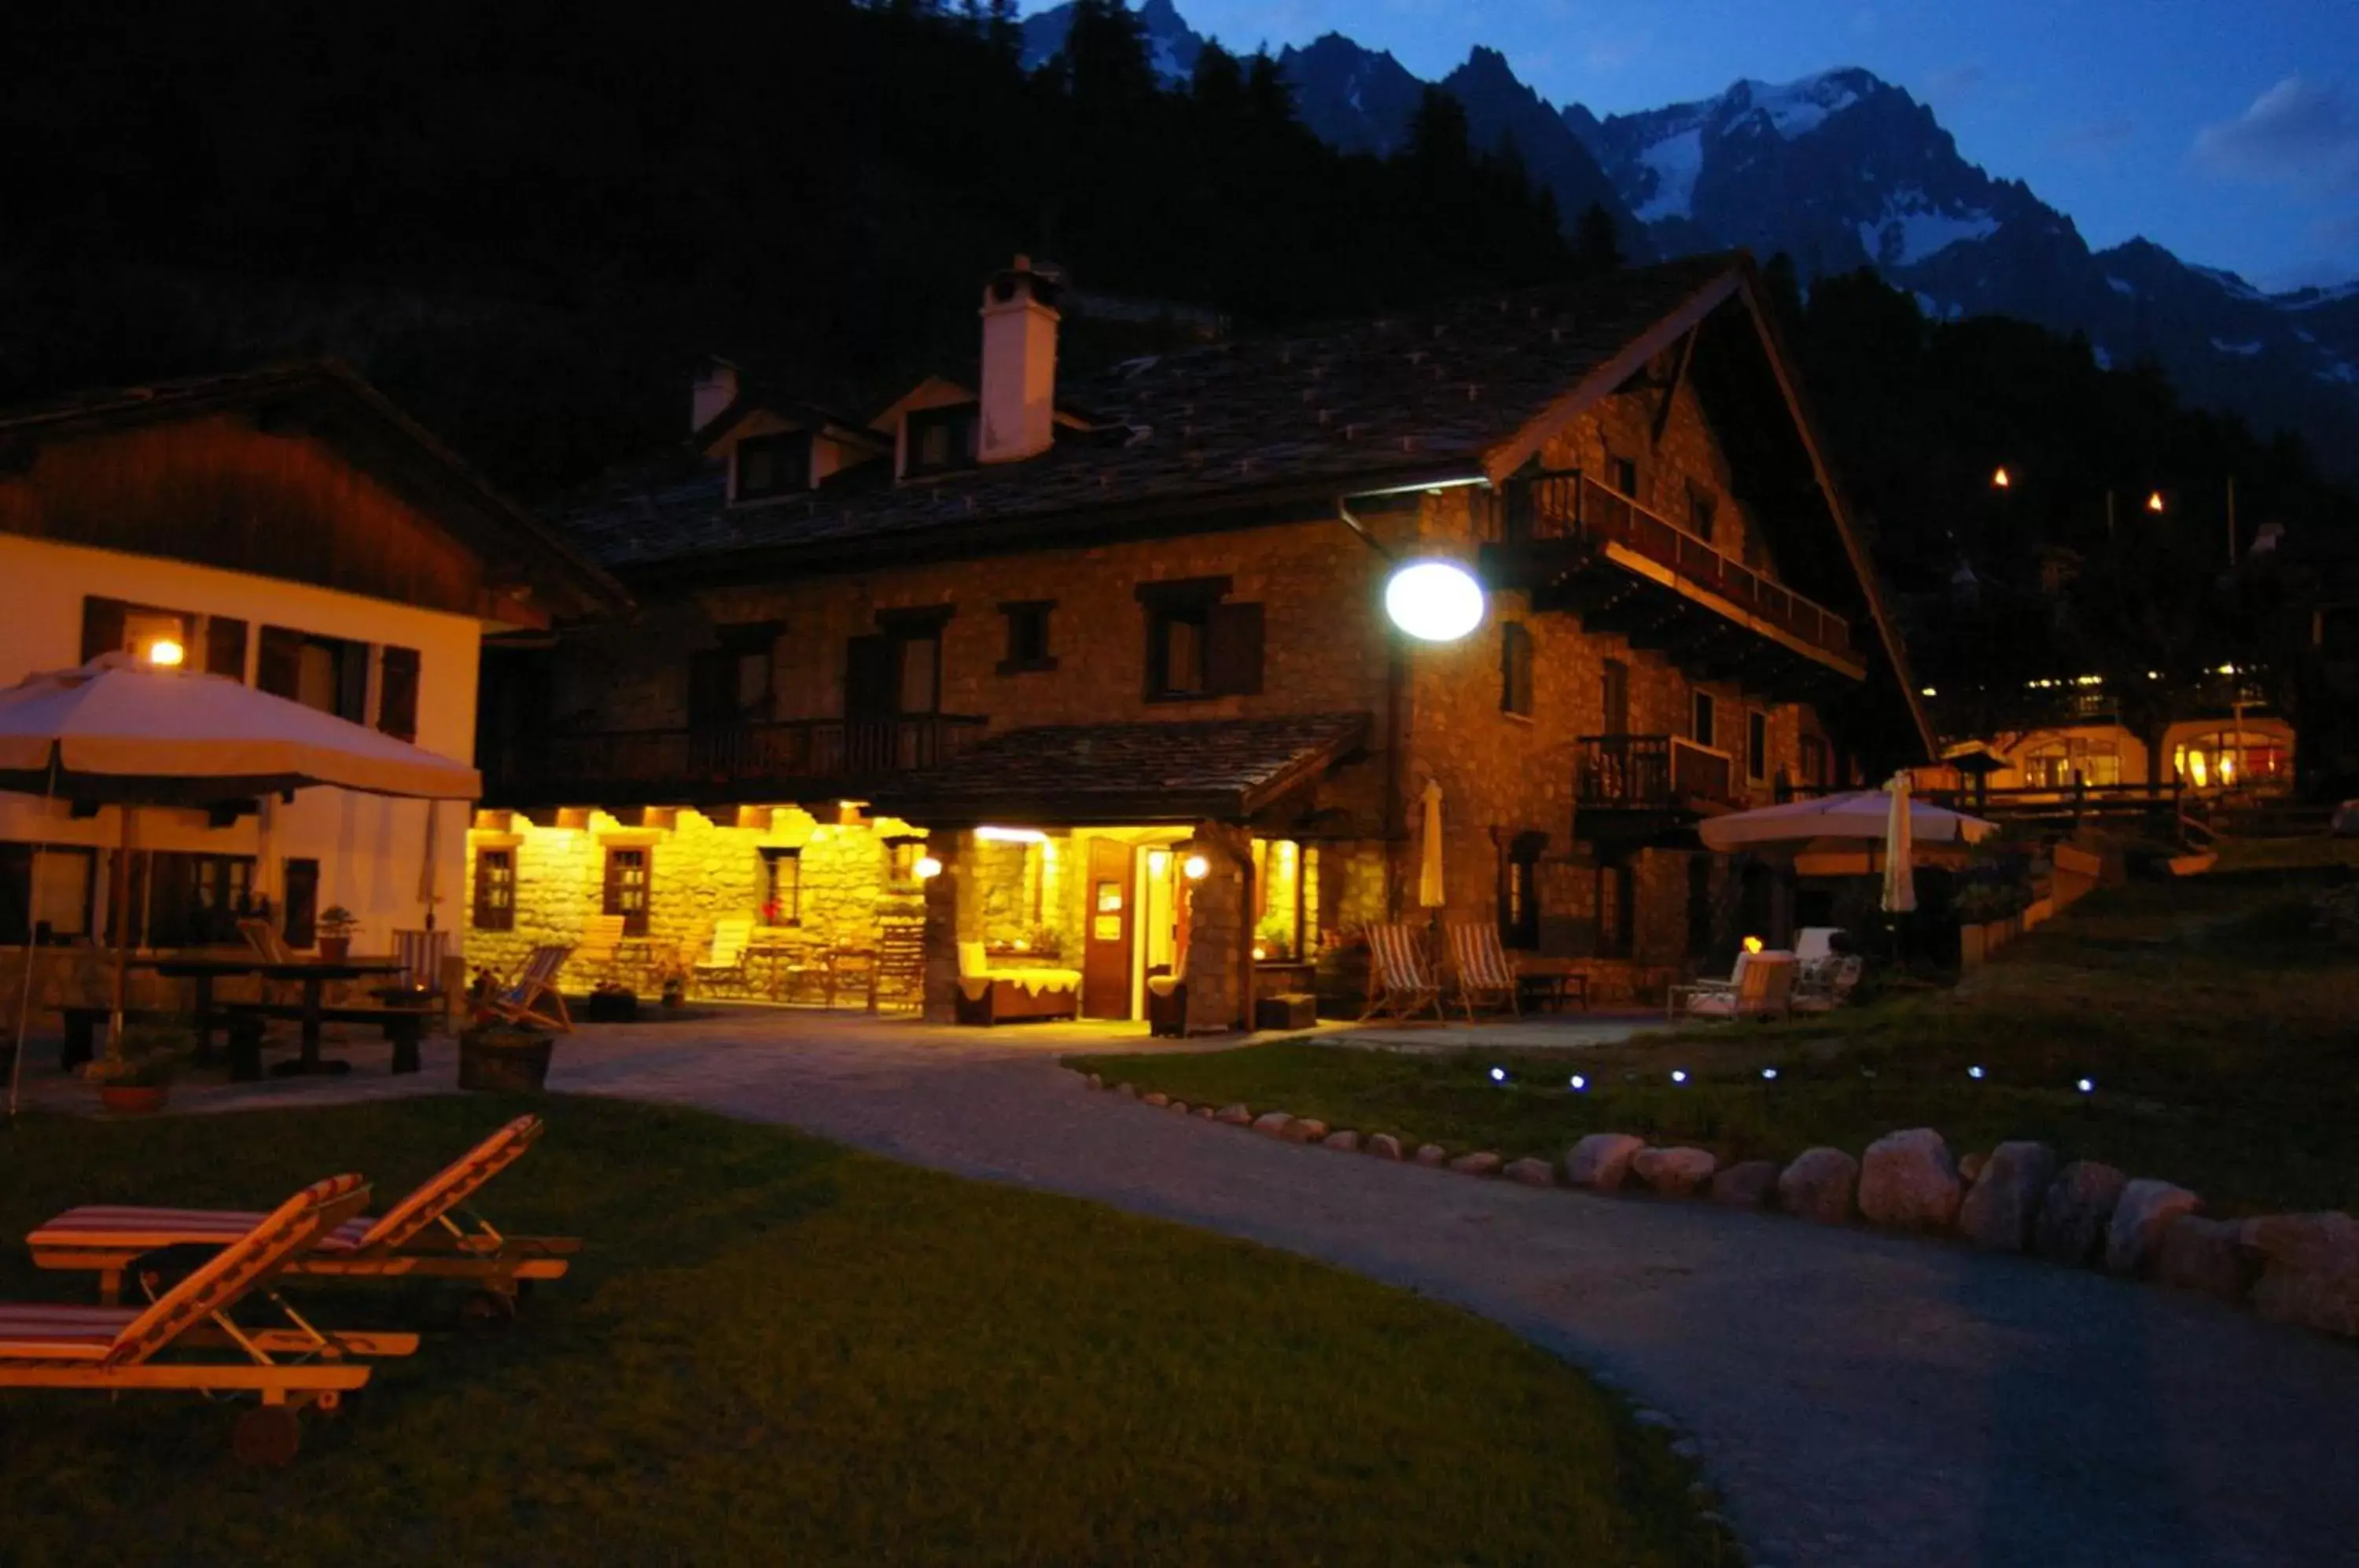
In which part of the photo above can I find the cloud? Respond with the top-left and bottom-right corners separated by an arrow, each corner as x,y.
2194,76 -> 2359,190
2054,116 -> 2134,155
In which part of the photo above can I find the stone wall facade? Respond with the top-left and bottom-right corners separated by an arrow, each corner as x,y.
506,375 -> 1875,1010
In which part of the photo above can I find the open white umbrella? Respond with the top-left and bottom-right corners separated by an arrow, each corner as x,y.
1881,771 -> 1918,915
1698,788 -> 1997,853
1416,779 -> 1445,910
3,653 -> 480,1119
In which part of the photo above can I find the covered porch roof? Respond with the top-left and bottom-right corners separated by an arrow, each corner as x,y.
865,713 -> 1371,828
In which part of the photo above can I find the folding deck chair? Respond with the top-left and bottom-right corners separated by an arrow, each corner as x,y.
690,917 -> 754,996
1359,922 -> 1445,1022
0,1172 -> 415,1467
484,943 -> 572,1032
30,1116 -> 578,1322
1447,923 -> 1522,1024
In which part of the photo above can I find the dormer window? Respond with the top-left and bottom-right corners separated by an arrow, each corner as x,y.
734,431 -> 811,503
905,403 -> 979,477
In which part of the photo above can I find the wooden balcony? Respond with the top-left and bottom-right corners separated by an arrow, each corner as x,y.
1575,734 -> 1739,818
485,714 -> 989,808
1480,472 -> 1865,694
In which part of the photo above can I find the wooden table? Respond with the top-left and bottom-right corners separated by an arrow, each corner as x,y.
134,955 -> 405,1074
1514,960 -> 1591,1014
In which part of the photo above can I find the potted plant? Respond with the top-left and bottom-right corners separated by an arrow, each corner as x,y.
315,906 -> 358,962
657,962 -> 688,1010
457,1018 -> 554,1092
86,1020 -> 191,1114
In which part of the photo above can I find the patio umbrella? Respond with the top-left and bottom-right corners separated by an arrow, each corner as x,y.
1416,779 -> 1445,909
2,653 -> 480,1117
1697,788 -> 1997,852
1881,771 -> 1918,915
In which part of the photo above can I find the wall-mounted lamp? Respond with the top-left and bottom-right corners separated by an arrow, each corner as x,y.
1182,853 -> 1209,881
145,637 -> 186,668
914,855 -> 943,880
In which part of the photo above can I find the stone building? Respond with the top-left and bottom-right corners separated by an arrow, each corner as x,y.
473,254 -> 1930,1024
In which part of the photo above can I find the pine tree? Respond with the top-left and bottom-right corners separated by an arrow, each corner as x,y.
1570,201 -> 1623,276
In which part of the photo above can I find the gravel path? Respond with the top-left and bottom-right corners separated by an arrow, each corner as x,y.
25,1012 -> 2358,1566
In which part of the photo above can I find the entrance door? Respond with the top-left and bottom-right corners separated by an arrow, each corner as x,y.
1081,838 -> 1136,1020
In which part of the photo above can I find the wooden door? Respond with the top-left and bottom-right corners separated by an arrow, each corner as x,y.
1080,838 -> 1135,1020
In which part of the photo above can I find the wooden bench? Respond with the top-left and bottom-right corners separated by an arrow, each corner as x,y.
220,1001 -> 435,1078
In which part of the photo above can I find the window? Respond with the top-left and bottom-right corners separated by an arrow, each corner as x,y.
258,627 -> 366,721
0,844 -> 96,945
472,848 -> 514,933
905,404 -> 979,476
1601,658 -> 1629,735
690,627 -> 778,727
1498,833 -> 1546,950
1610,455 -> 1640,497
283,858 -> 320,947
760,847 -> 800,926
885,838 -> 926,888
1747,710 -> 1769,782
847,609 -> 952,719
1800,734 -> 1829,789
999,601 -> 1057,674
82,595 -> 192,666
1138,578 -> 1262,701
602,846 -> 650,937
1687,484 -> 1717,543
734,431 -> 812,502
1595,860 -> 1634,959
134,852 -> 255,948
377,646 -> 421,742
1500,622 -> 1534,717
1692,690 -> 1716,749
204,617 -> 248,680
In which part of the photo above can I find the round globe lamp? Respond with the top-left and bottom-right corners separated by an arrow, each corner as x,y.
1383,561 -> 1485,643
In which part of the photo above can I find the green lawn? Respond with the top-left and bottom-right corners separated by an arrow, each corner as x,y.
0,1096 -> 1715,1568
1075,847 -> 2359,1217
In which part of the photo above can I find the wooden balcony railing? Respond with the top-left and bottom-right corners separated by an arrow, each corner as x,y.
486,714 -> 989,805
1576,734 -> 1737,812
1494,471 -> 1854,661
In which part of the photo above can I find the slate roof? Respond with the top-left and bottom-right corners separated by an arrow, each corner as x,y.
555,255 -> 1746,573
865,712 -> 1373,826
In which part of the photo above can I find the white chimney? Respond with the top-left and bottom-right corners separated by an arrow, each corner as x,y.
978,256 -> 1061,464
691,358 -> 739,436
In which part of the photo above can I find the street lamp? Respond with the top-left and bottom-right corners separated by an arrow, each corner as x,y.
1383,560 -> 1485,642
2146,490 -> 2166,514
1990,466 -> 2011,489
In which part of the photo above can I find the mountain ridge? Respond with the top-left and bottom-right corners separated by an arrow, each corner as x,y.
1018,3 -> 2359,472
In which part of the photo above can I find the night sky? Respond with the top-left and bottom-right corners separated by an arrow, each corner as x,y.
1058,0 -> 2359,293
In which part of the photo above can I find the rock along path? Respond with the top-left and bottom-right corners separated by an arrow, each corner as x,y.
57,1012 -> 2359,1566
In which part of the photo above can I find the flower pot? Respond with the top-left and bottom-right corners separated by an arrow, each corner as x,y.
318,936 -> 351,962
98,1084 -> 168,1116
457,1029 -> 554,1093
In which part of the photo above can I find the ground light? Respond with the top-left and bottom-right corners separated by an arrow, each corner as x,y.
1670,1069 -> 1689,1084
1761,1067 -> 1779,1081
1489,1066 -> 1508,1084
1382,560 -> 1485,642
1968,1065 -> 1985,1080
2077,1077 -> 2096,1094
1568,1075 -> 1588,1091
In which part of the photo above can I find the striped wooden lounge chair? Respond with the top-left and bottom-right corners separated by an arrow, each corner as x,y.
486,943 -> 572,1032
1447,922 -> 1522,1024
31,1116 -> 577,1322
1359,922 -> 1444,1023
0,1173 -> 412,1467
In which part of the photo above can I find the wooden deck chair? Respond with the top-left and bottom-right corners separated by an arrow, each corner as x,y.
0,1173 -> 414,1467
1682,952 -> 1796,1022
690,917 -> 754,995
1359,922 -> 1444,1022
872,917 -> 926,1014
237,917 -> 296,963
486,944 -> 572,1032
575,914 -> 627,979
1447,923 -> 1521,1024
31,1116 -> 577,1320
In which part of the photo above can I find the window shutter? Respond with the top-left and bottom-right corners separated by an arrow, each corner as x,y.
205,617 -> 248,680
378,646 -> 421,741
1206,602 -> 1264,696
844,635 -> 898,718
337,642 -> 370,723
81,597 -> 127,664
282,859 -> 321,947
256,627 -> 304,698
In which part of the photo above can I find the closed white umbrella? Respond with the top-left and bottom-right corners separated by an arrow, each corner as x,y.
0,653 -> 480,1106
1881,771 -> 1918,915
1417,779 -> 1445,909
1698,789 -> 1996,852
